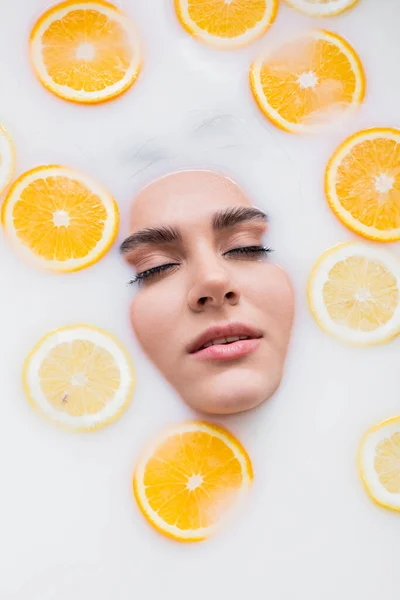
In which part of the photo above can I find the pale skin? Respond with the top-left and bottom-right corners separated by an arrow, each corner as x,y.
121,170 -> 294,415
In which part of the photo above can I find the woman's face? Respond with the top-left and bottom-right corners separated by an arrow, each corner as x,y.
121,170 -> 294,414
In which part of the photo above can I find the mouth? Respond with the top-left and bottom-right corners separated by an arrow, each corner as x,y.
187,323 -> 263,361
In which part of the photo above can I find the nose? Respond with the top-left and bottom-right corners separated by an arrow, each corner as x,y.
187,252 -> 241,312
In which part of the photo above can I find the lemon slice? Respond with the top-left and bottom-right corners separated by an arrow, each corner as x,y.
175,0 -> 278,50
1,165 -> 119,272
133,421 -> 253,542
0,124 -> 15,195
30,0 -> 143,104
250,29 -> 365,133
24,325 -> 135,432
284,0 -> 359,17
326,128 -> 400,242
359,417 -> 400,512
308,242 -> 400,345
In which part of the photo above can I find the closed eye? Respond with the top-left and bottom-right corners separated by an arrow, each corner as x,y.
225,245 -> 272,258
127,245 -> 273,287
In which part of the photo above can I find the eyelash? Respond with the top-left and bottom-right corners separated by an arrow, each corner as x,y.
127,245 -> 273,287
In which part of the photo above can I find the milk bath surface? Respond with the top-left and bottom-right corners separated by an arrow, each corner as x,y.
1,1 -> 400,599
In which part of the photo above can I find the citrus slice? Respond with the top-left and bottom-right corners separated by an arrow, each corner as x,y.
308,242 -> 400,345
284,0 -> 359,17
359,416 -> 400,512
1,165 -> 119,272
326,128 -> 400,242
175,0 -> 278,50
24,325 -> 135,432
0,124 -> 15,195
30,0 -> 143,104
250,30 -> 365,133
133,421 -> 253,541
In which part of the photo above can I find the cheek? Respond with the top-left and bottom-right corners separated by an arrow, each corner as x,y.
251,266 -> 295,341
130,293 -> 162,353
129,287 -> 182,361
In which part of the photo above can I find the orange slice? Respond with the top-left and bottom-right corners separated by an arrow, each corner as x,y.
24,325 -> 135,432
30,0 -> 143,104
326,128 -> 400,242
1,165 -> 119,272
359,416 -> 400,512
0,124 -> 15,195
175,0 -> 278,50
133,421 -> 253,541
284,0 -> 359,17
250,30 -> 365,133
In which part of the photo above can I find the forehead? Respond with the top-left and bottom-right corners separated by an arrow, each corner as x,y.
129,170 -> 252,230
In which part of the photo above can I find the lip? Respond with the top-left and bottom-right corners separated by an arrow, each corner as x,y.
192,338 -> 262,362
187,322 -> 263,359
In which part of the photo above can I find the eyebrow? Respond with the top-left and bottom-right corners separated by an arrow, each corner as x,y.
120,206 -> 268,255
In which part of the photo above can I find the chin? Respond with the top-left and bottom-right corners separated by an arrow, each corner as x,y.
182,369 -> 282,415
